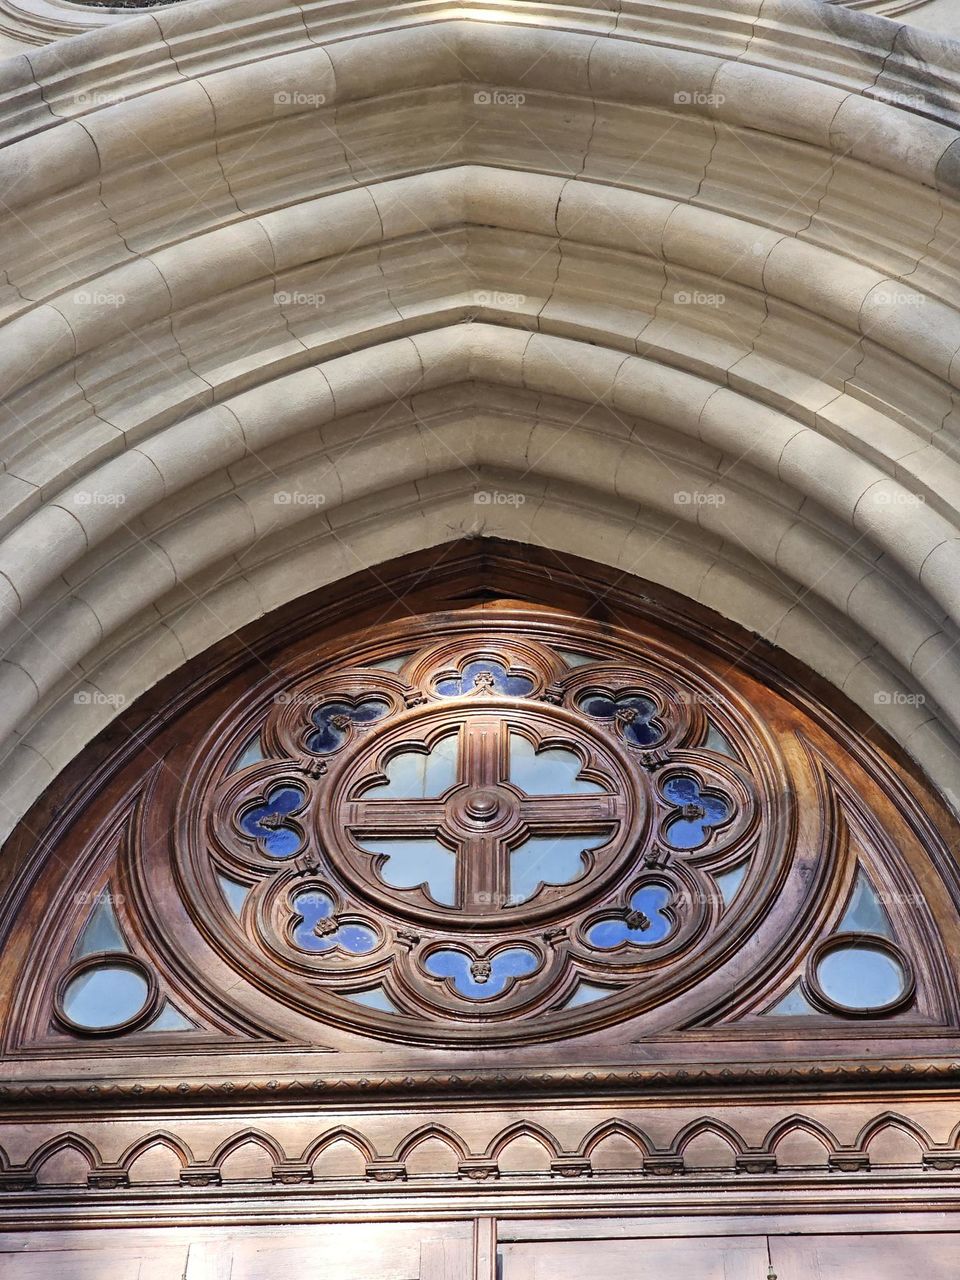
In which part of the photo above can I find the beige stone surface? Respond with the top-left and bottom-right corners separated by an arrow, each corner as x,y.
0,0 -> 957,839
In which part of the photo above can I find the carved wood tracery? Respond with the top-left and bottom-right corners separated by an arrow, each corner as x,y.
0,542 -> 957,1075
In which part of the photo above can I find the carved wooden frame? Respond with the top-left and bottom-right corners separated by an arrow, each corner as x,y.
0,539 -> 958,1083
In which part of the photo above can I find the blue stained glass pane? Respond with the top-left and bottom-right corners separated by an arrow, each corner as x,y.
62,963 -> 150,1030
292,891 -> 378,955
74,895 -> 127,959
509,833 -> 607,904
239,785 -> 305,858
360,838 -> 457,906
586,885 -> 673,948
577,692 -> 663,747
508,733 -> 603,795
588,918 -> 632,948
662,775 -> 700,805
435,659 -> 534,698
839,872 -> 893,938
307,699 -> 388,753
817,943 -> 905,1010
425,947 -> 538,999
337,924 -> 379,954
292,890 -> 335,950
661,774 -> 732,849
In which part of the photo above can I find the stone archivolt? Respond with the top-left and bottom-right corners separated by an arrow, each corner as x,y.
0,0 -> 959,842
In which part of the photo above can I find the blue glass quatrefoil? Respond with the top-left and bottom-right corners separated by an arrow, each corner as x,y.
661,774 -> 733,849
577,690 -> 665,747
435,659 -> 534,698
586,885 -> 674,949
306,698 -> 389,753
239,783 -> 306,858
291,889 -> 378,954
424,946 -> 539,999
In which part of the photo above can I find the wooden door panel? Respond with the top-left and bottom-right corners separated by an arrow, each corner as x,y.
772,1233 -> 960,1279
0,1224 -> 472,1280
499,1236 -> 769,1280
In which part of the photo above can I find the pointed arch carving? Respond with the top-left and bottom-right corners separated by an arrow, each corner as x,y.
301,1127 -> 378,1167
28,1132 -> 101,1176
763,1115 -> 840,1158
393,1124 -> 470,1163
119,1131 -> 195,1173
209,1128 -> 287,1170
670,1118 -> 747,1159
486,1121 -> 561,1162
854,1111 -> 931,1155
579,1119 -> 653,1160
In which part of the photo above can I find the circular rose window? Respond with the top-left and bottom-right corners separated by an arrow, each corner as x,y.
180,622 -> 775,1043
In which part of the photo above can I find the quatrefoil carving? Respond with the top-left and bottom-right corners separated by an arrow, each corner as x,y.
661,774 -> 733,849
424,946 -> 539,998
307,698 -> 389,753
434,658 -> 535,698
290,889 -> 379,954
586,885 -> 675,949
577,690 -> 665,747
239,784 -> 307,859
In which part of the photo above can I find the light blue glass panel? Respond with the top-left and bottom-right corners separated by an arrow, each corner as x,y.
145,1001 -> 196,1032
509,833 -> 607,904
346,987 -> 399,1013
508,733 -> 603,795
557,650 -> 597,668
74,896 -> 127,958
713,861 -> 748,906
365,653 -> 413,671
365,734 -> 459,798
838,872 -> 893,938
766,983 -> 817,1016
425,947 -> 538,999
360,838 -> 457,906
704,721 -> 738,758
229,732 -> 265,773
217,873 -> 251,917
817,943 -> 905,1010
562,982 -> 617,1008
62,964 -> 150,1030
